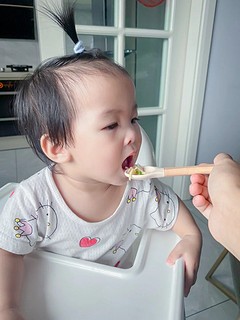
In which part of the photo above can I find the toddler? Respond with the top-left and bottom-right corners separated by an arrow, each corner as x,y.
0,3 -> 202,319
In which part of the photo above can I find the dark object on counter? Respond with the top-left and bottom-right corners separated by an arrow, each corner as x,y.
6,65 -> 33,72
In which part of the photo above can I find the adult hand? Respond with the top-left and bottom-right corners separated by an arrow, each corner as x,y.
190,153 -> 240,260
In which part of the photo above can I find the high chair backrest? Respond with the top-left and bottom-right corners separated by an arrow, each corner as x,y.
138,126 -> 156,166
0,128 -> 184,320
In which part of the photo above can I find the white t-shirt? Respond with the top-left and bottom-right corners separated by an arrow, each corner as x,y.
0,167 -> 178,267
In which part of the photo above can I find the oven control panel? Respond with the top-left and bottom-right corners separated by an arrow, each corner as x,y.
0,80 -> 21,92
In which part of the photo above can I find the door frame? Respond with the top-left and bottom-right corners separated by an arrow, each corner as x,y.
161,0 -> 216,199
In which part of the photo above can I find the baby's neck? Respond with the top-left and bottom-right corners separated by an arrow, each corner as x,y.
52,172 -> 126,222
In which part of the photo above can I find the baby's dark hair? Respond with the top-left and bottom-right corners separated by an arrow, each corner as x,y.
14,1 -> 129,165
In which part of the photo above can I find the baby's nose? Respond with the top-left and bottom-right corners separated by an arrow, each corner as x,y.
124,127 -> 136,146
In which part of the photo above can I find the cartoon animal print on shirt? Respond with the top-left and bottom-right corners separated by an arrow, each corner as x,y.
127,188 -> 137,203
14,201 -> 58,246
109,224 -> 142,267
112,239 -> 126,254
111,224 -> 142,254
14,218 -> 35,246
127,184 -> 151,203
150,186 -> 176,229
35,202 -> 58,240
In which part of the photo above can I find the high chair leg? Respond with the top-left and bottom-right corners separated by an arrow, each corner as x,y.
205,249 -> 237,304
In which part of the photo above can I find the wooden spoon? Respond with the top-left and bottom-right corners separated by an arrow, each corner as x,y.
125,164 -> 214,180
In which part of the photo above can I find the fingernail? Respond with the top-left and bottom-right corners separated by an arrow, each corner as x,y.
166,258 -> 174,266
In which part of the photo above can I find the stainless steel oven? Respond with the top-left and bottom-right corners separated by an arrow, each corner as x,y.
0,67 -> 31,137
0,79 -> 21,137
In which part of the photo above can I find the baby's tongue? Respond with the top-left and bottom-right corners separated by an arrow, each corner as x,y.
122,158 -> 129,169
122,157 -> 133,169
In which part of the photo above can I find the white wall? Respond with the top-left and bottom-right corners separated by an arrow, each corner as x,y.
0,40 -> 40,70
196,0 -> 240,164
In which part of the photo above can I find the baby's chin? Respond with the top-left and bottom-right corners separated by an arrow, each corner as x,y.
108,171 -> 129,187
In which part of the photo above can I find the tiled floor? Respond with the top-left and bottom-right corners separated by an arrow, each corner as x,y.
184,200 -> 239,320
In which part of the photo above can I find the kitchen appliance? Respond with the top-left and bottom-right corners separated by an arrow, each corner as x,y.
0,66 -> 31,137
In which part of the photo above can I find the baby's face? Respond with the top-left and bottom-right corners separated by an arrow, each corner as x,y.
65,73 -> 142,186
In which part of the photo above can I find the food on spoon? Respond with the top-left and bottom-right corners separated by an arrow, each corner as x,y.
125,164 -> 146,180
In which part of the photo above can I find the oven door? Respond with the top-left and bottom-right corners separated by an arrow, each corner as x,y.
0,79 -> 21,137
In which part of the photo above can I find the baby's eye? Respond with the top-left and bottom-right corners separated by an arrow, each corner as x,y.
131,117 -> 140,124
105,123 -> 118,130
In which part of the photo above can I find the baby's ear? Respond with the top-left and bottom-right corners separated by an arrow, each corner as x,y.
40,134 -> 71,164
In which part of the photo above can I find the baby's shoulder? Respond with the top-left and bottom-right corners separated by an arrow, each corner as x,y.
127,178 -> 178,203
13,167 -> 51,198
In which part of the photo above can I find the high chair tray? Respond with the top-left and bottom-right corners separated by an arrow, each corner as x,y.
0,183 -> 184,320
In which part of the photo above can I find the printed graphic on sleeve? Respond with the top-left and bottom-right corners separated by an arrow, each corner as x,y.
150,186 -> 176,229
13,201 -> 58,246
14,218 -> 35,246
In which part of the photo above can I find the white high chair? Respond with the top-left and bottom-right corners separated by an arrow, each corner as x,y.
0,128 -> 184,320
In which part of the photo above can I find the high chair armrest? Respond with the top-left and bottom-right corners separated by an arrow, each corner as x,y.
0,183 -> 184,320
19,229 -> 184,320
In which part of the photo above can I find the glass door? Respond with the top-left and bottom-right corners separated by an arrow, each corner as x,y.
36,0 -> 216,198
64,0 -> 170,164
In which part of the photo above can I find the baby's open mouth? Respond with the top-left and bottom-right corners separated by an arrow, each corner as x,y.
122,156 -> 134,171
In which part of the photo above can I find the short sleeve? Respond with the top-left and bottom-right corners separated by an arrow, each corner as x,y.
145,178 -> 179,230
0,185 -> 41,254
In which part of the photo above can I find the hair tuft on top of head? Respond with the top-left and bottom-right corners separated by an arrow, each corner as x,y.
14,1 -> 131,167
41,1 -> 78,44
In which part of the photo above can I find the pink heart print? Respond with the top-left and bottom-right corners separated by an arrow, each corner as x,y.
79,236 -> 100,248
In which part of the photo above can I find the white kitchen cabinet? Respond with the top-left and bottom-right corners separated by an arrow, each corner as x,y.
0,149 -> 16,187
16,148 -> 45,183
0,147 -> 45,187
